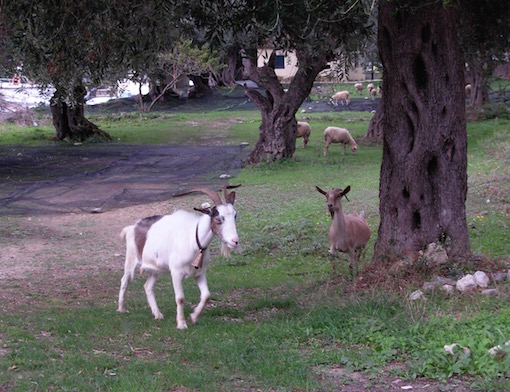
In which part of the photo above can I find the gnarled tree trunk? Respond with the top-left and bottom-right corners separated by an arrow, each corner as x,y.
51,84 -> 111,141
364,95 -> 384,140
374,1 -> 470,261
244,50 -> 327,164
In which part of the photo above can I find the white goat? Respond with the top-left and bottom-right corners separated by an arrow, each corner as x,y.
316,185 -> 371,275
117,187 -> 239,329
323,126 -> 358,156
331,90 -> 350,106
296,121 -> 311,148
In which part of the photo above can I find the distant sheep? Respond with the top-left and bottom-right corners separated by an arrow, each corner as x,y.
354,83 -> 363,94
331,91 -> 350,106
367,83 -> 374,92
296,121 -> 311,148
465,84 -> 472,97
370,88 -> 377,100
323,126 -> 358,156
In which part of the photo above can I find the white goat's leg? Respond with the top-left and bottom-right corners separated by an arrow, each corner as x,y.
118,252 -> 138,313
171,273 -> 188,329
118,271 -> 131,313
144,274 -> 164,320
190,274 -> 211,325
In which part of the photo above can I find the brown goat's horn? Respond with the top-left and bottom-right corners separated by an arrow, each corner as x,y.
174,187 -> 222,206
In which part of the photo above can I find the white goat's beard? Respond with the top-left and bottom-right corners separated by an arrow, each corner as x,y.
221,243 -> 232,258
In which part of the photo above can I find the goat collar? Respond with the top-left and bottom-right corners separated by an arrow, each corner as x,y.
195,223 -> 207,251
192,223 -> 207,269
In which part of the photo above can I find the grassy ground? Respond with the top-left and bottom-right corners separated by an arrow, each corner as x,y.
0,98 -> 509,391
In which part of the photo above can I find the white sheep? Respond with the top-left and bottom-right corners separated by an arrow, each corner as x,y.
367,83 -> 374,92
117,187 -> 239,329
331,90 -> 350,106
296,121 -> 311,148
370,87 -> 377,100
323,126 -> 358,156
316,185 -> 371,276
465,84 -> 472,97
354,83 -> 363,94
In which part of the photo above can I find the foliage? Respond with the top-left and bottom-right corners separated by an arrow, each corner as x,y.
0,1 -> 175,105
143,38 -> 224,112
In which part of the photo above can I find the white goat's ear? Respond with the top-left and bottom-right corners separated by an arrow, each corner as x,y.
194,207 -> 213,216
226,191 -> 236,205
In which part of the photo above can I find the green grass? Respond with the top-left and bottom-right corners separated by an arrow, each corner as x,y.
1,101 -> 509,391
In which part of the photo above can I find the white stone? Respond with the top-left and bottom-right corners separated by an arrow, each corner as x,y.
488,341 -> 510,356
410,290 -> 425,301
441,284 -> 454,295
474,271 -> 489,288
219,174 -> 231,179
481,289 -> 498,297
444,343 -> 471,357
456,274 -> 477,292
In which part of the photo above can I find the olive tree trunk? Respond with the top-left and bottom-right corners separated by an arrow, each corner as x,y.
244,50 -> 327,164
374,1 -> 471,261
51,84 -> 111,141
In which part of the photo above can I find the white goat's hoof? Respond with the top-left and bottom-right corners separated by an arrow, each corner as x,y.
177,321 -> 188,330
153,312 -> 164,320
190,314 -> 199,325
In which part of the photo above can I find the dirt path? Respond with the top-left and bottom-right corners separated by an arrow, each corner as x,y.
0,143 -> 247,215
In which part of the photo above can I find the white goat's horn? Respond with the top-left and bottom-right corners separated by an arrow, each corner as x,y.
174,187 -> 222,206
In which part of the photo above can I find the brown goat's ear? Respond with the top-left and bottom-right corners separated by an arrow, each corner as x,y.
316,186 -> 327,196
341,186 -> 351,202
226,191 -> 236,205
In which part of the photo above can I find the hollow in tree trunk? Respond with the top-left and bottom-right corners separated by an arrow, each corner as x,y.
374,1 -> 471,262
51,84 -> 111,142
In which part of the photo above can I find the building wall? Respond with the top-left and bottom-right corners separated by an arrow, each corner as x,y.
257,48 -> 373,83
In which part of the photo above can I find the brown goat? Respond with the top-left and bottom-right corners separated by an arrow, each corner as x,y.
316,185 -> 371,276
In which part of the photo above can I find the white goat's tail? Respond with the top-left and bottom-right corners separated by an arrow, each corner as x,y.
120,225 -> 134,242
120,225 -> 137,281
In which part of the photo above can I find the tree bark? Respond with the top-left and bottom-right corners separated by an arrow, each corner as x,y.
51,84 -> 111,141
466,67 -> 489,107
364,95 -> 384,140
374,1 -> 470,261
244,50 -> 328,164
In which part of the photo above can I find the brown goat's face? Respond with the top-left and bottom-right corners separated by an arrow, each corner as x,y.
316,185 -> 351,216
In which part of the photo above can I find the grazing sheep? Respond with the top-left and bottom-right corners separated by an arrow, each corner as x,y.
370,87 -> 377,100
465,84 -> 472,97
117,186 -> 239,329
354,83 -> 363,94
316,185 -> 371,276
377,85 -> 382,96
296,121 -> 311,148
367,83 -> 374,92
323,126 -> 358,156
331,90 -> 350,106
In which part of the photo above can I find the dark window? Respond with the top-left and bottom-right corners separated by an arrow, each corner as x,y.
275,55 -> 285,69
